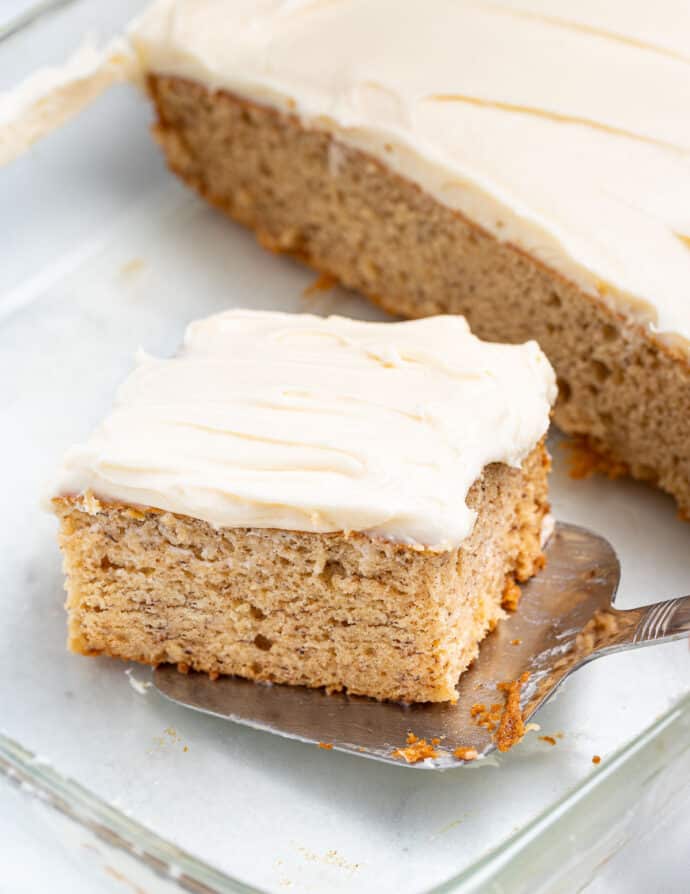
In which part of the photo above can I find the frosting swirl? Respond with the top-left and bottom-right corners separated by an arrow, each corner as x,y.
57,310 -> 556,549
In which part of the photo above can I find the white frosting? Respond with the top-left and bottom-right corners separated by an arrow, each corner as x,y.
56,310 -> 555,550
0,38 -> 136,166
128,0 -> 690,351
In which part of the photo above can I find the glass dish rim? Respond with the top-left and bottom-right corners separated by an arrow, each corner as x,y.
2,4 -> 689,891
2,694 -> 688,894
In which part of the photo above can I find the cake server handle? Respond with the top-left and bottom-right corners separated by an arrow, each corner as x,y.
628,596 -> 690,646
577,595 -> 690,665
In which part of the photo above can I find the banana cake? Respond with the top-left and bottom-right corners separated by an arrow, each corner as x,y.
52,310 -> 555,703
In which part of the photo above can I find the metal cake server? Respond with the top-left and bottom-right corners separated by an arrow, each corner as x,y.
153,523 -> 690,769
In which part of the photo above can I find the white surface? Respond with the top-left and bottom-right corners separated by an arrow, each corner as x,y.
1,2 -> 689,892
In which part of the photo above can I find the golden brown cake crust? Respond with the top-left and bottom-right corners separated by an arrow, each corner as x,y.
146,74 -> 690,518
54,444 -> 549,703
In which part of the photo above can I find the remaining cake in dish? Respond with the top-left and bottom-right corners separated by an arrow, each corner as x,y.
52,310 -> 554,703
126,0 -> 690,517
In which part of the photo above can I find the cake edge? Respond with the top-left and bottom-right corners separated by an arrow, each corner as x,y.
52,443 -> 550,704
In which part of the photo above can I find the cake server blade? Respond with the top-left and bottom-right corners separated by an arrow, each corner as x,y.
152,522 -> 690,769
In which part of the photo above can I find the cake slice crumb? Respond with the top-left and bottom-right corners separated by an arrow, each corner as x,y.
562,438 -> 629,481
494,672 -> 530,753
453,746 -> 478,761
501,578 -> 522,611
303,271 -> 338,297
391,732 -> 440,764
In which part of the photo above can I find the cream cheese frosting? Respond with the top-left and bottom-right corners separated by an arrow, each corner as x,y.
3,1 -> 688,347
128,0 -> 690,351
56,310 -> 556,550
0,38 -> 136,166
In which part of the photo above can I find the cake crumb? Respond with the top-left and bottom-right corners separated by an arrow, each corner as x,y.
392,732 -> 440,763
318,742 -> 333,750
296,846 -> 359,872
562,438 -> 628,481
431,737 -> 441,746
494,672 -> 530,753
177,662 -> 190,674
592,754 -> 601,764
208,670 -> 220,681
539,735 -> 557,746
575,609 -> 620,655
81,490 -> 102,516
453,746 -> 478,761
119,257 -> 145,278
148,726 -> 188,755
502,578 -> 522,611
303,272 -> 338,297
470,700 -> 503,732
510,638 -> 522,646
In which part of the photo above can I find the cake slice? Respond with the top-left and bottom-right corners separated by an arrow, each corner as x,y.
128,0 -> 690,518
53,310 -> 554,703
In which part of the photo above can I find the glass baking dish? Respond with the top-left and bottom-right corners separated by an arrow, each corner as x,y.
2,3 -> 689,891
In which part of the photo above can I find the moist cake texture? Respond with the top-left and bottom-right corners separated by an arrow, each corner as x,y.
53,310 -> 554,702
129,0 -> 690,516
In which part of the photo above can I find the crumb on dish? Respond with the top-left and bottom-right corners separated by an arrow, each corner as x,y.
302,271 -> 338,297
562,438 -> 629,481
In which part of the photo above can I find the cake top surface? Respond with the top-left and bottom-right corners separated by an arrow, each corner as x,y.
131,0 -> 690,351
56,310 -> 555,550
